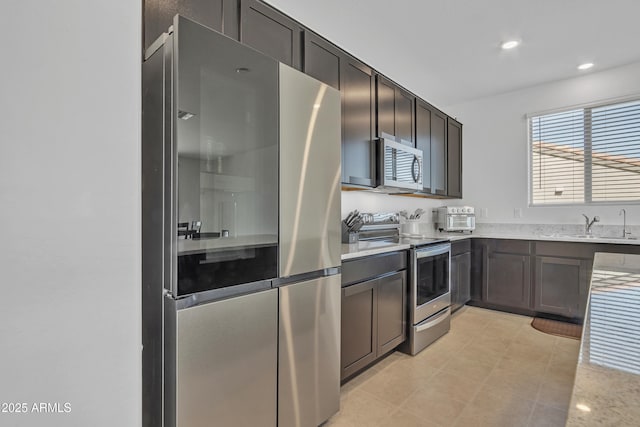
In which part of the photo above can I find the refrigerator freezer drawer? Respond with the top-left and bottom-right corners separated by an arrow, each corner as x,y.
174,289 -> 278,427
279,274 -> 341,427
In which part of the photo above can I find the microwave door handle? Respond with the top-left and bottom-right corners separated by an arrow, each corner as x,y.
412,155 -> 420,183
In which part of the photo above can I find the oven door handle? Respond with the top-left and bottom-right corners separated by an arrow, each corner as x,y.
415,308 -> 450,332
416,244 -> 451,259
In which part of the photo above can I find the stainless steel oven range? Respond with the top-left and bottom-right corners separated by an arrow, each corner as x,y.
401,241 -> 451,355
358,215 -> 451,356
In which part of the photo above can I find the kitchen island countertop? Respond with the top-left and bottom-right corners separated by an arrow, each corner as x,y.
566,252 -> 640,426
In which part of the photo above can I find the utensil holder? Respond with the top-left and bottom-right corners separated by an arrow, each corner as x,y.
401,219 -> 422,236
341,222 -> 359,243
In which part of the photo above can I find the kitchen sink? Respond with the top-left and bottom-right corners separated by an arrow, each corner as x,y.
542,233 -> 638,241
562,234 -> 637,241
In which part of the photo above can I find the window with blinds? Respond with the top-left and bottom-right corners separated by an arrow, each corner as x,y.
529,98 -> 640,205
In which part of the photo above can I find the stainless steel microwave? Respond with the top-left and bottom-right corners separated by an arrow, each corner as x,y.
376,137 -> 423,192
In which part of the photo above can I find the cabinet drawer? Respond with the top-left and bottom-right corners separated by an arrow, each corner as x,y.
494,239 -> 531,255
451,239 -> 471,256
342,251 -> 407,286
535,241 -> 595,259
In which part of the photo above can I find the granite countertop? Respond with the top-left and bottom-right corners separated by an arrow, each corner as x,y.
341,229 -> 640,260
434,230 -> 640,245
566,252 -> 640,426
341,240 -> 411,261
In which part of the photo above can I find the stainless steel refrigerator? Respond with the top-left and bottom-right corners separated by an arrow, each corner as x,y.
142,16 -> 342,427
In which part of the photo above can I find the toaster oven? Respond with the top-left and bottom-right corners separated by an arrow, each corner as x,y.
436,206 -> 475,232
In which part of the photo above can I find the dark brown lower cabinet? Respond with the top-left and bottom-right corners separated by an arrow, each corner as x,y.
470,239 -> 640,322
377,272 -> 406,355
341,253 -> 406,381
534,256 -> 590,318
483,245 -> 531,310
451,240 -> 471,312
451,251 -> 471,313
341,279 -> 377,379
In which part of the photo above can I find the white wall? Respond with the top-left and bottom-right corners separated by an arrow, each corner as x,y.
447,61 -> 640,226
342,192 -> 443,223
0,2 -> 141,426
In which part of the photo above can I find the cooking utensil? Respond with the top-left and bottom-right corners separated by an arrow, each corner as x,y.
344,211 -> 356,227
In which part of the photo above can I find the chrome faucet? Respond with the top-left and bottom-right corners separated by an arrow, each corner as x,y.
620,209 -> 631,238
582,214 -> 600,236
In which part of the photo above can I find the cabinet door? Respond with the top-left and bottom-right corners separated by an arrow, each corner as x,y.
240,0 -> 301,69
430,108 -> 447,195
470,239 -> 486,302
451,252 -> 471,312
447,118 -> 462,198
377,271 -> 406,355
342,57 -> 376,187
484,250 -> 531,309
458,252 -> 471,307
534,256 -> 589,318
341,279 -> 377,379
450,254 -> 460,312
376,76 -> 395,138
395,87 -> 415,144
303,32 -> 342,90
376,76 -> 415,144
144,0 -> 237,50
415,100 -> 432,192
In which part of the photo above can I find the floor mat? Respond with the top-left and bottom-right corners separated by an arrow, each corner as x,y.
531,317 -> 582,340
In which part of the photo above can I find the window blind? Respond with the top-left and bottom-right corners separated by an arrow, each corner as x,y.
530,99 -> 640,205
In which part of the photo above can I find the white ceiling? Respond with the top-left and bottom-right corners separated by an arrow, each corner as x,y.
265,0 -> 640,108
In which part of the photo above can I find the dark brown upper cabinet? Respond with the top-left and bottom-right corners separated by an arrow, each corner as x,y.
376,76 -> 415,145
240,0 -> 301,69
415,100 -> 432,193
303,31 -> 342,90
303,33 -> 375,188
341,56 -> 376,187
430,107 -> 448,196
144,0 -> 238,50
415,100 -> 447,196
447,118 -> 462,198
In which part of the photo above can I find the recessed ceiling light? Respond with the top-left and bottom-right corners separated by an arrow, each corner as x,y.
501,40 -> 520,50
578,62 -> 594,70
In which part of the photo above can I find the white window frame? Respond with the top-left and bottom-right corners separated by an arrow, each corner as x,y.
527,94 -> 640,207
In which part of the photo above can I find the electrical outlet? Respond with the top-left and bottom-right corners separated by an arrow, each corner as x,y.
481,208 -> 488,218
514,208 -> 523,218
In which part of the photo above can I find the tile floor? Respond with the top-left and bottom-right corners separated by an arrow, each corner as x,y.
326,306 -> 581,427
